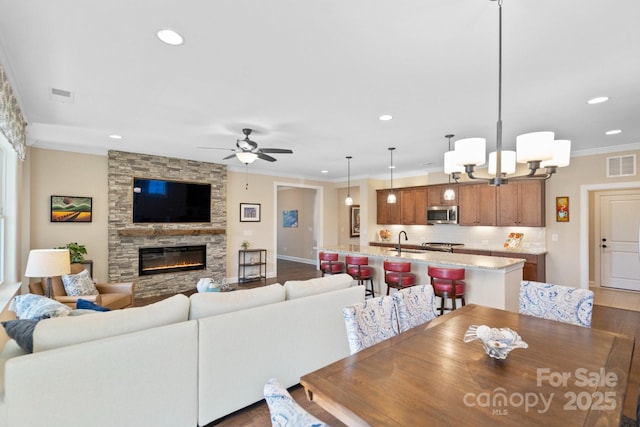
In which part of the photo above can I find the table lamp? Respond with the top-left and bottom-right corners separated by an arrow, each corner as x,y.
24,249 -> 71,298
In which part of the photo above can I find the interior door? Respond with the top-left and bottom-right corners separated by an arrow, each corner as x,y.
600,194 -> 640,291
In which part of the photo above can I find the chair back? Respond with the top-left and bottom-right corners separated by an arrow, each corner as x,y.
393,285 -> 437,332
44,263 -> 85,296
343,295 -> 400,354
519,280 -> 594,328
428,265 -> 465,281
345,255 -> 368,266
264,379 -> 330,427
384,260 -> 412,273
319,252 -> 339,262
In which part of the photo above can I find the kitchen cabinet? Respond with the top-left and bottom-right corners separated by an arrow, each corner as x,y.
496,180 -> 545,226
427,184 -> 458,207
458,184 -> 496,226
376,189 -> 401,225
400,187 -> 427,225
452,248 -> 545,282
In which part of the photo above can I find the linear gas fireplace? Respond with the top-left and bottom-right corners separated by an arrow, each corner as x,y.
139,245 -> 206,276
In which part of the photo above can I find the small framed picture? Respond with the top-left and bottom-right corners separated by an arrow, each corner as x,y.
283,210 -> 298,228
240,203 -> 261,222
50,195 -> 93,222
556,196 -> 569,222
350,205 -> 360,237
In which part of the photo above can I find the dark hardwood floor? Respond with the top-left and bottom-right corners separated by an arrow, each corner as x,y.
136,261 -> 640,425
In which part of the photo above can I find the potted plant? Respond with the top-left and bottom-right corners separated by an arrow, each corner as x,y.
56,242 -> 87,264
241,240 -> 250,250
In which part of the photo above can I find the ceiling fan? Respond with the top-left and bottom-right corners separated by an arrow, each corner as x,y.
201,128 -> 293,164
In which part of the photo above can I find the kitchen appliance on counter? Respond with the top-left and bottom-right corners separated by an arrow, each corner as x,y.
426,206 -> 458,225
420,242 -> 465,253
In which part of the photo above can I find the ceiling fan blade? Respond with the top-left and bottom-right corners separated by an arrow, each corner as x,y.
259,148 -> 293,154
222,153 -> 237,160
197,147 -> 235,151
257,152 -> 277,162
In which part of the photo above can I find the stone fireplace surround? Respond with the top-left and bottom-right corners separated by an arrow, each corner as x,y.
108,150 -> 227,299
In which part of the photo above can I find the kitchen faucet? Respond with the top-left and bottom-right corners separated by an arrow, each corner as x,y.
398,231 -> 408,255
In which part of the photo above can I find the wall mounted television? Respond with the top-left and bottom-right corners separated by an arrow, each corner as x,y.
132,178 -> 211,223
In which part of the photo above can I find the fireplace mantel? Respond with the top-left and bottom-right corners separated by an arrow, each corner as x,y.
118,228 -> 226,237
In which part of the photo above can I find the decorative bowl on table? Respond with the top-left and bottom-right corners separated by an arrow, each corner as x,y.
463,325 -> 528,359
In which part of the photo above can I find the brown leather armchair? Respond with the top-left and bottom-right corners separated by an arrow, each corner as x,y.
28,263 -> 134,310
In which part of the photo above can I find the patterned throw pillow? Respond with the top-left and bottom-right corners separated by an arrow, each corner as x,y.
9,293 -> 72,320
61,269 -> 98,296
2,319 -> 39,353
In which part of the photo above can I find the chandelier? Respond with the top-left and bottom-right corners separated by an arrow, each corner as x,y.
444,0 -> 571,186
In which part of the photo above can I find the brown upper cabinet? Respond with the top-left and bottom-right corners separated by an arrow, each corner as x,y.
400,187 -> 428,225
458,183 -> 497,226
376,189 -> 401,225
496,180 -> 545,227
427,184 -> 458,206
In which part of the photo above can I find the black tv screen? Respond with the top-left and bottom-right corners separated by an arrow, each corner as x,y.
132,178 -> 211,223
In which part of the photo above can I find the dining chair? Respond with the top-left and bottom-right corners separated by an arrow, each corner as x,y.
263,378 -> 330,427
343,295 -> 400,354
519,280 -> 594,327
318,252 -> 345,276
427,265 -> 466,315
345,255 -> 375,298
392,284 -> 438,333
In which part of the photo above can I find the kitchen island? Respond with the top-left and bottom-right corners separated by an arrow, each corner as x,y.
319,245 -> 525,312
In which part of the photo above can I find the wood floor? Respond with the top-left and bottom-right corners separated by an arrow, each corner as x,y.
138,261 -> 640,425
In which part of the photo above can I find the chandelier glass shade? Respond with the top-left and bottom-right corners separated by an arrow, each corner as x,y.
446,0 -> 570,186
236,152 -> 258,164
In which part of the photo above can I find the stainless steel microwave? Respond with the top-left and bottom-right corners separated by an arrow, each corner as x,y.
426,206 -> 458,224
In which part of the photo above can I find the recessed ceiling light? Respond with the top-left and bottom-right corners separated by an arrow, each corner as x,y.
157,29 -> 184,46
379,114 -> 393,121
109,134 -> 123,140
321,170 -> 328,174
587,96 -> 609,105
605,129 -> 622,135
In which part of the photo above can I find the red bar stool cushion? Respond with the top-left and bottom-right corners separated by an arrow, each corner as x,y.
384,260 -> 416,295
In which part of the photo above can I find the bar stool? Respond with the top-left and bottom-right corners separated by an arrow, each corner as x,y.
319,252 -> 345,276
428,265 -> 466,315
346,255 -> 375,298
383,260 -> 417,295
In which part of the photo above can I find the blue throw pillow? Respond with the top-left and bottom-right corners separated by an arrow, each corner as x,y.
76,299 -> 110,312
2,319 -> 39,353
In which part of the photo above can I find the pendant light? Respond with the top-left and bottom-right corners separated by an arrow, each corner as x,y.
446,0 -> 570,186
443,134 -> 458,201
387,147 -> 396,204
345,156 -> 353,206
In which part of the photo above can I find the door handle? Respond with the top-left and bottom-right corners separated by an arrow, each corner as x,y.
602,244 -> 607,248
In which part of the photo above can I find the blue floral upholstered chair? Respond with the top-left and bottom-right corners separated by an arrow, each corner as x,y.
519,280 -> 594,327
392,284 -> 438,333
343,295 -> 400,355
264,379 -> 330,427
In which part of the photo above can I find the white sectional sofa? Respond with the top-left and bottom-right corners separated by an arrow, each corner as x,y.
0,274 -> 363,427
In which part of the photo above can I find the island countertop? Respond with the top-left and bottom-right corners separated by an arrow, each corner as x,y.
320,245 -> 524,272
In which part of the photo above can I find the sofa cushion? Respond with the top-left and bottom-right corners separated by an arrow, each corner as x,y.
9,294 -> 72,320
61,269 -> 99,296
284,274 -> 353,300
1,319 -> 38,353
188,284 -> 286,320
33,294 -> 190,352
76,298 -> 110,311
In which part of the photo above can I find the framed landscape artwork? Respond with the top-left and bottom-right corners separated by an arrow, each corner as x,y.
50,195 -> 92,222
240,203 -> 261,222
350,205 -> 360,237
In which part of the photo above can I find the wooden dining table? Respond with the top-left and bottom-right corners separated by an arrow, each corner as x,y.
300,304 -> 635,426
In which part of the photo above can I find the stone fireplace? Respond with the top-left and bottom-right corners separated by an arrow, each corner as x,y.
108,150 -> 227,298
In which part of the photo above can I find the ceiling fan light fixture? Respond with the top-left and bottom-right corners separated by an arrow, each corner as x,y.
236,152 -> 258,164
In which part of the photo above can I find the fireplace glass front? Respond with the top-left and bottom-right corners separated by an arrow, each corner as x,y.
138,245 -> 206,276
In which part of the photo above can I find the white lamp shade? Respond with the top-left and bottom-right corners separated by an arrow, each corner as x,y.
444,151 -> 465,174
541,140 -> 571,168
236,152 -> 258,164
345,195 -> 353,206
488,150 -> 517,175
516,131 -> 554,163
24,249 -> 71,277
387,192 -> 396,203
454,138 -> 486,166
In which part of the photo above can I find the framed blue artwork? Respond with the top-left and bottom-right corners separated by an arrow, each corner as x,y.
283,210 -> 298,228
